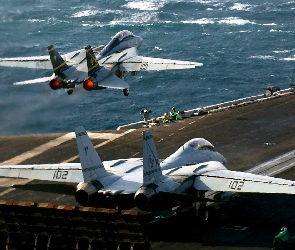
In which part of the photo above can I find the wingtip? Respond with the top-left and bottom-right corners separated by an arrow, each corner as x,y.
195,62 -> 203,67
13,76 -> 51,85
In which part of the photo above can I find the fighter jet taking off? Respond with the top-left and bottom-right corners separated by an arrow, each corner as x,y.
0,30 -> 202,96
1,127 -> 295,215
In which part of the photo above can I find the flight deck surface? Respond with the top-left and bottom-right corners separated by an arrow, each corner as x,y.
0,92 -> 295,249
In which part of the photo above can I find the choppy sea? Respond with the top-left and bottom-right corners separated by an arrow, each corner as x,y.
0,0 -> 294,136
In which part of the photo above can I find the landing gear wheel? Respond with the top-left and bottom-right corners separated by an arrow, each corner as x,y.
67,89 -> 74,95
123,88 -> 129,96
198,206 -> 209,222
198,206 -> 221,228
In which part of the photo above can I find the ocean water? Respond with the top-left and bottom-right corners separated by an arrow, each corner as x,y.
0,0 -> 294,135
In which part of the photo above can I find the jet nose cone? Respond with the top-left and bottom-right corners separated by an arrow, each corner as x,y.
136,36 -> 143,48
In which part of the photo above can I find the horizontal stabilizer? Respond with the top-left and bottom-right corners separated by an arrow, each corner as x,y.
13,77 -> 51,85
0,56 -> 51,69
120,56 -> 203,71
194,169 -> 295,194
97,74 -> 130,90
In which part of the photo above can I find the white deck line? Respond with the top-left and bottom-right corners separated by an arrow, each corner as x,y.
0,178 -> 32,196
247,149 -> 295,176
0,130 -> 135,165
0,132 -> 75,165
63,129 -> 135,163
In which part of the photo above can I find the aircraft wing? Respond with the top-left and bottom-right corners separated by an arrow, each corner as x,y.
0,56 -> 52,69
0,164 -> 83,183
13,77 -> 52,85
193,167 -> 295,194
0,47 -> 84,70
119,56 -> 203,71
0,158 -> 143,184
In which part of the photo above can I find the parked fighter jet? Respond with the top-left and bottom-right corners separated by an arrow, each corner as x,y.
1,127 -> 295,213
0,127 -> 225,208
0,30 -> 202,96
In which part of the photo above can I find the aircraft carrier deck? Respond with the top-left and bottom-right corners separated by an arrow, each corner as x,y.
0,89 -> 295,249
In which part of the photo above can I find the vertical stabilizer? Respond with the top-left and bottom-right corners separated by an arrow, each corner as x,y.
142,130 -> 163,185
47,45 -> 70,75
75,126 -> 107,181
85,45 -> 101,76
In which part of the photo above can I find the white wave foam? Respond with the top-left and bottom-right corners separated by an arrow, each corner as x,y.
262,23 -> 277,26
182,17 -> 254,26
218,17 -> 255,25
270,29 -> 293,33
182,18 -> 215,25
273,49 -> 295,54
124,1 -> 164,11
250,55 -> 276,60
82,23 -> 104,27
282,58 -> 295,61
229,3 -> 254,11
28,19 -> 45,23
110,12 -> 158,25
110,20 -> 140,25
71,10 -> 99,18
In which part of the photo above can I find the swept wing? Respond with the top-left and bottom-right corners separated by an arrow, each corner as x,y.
0,56 -> 51,69
0,158 -> 143,184
165,161 -> 295,194
120,56 -> 203,71
193,165 -> 295,194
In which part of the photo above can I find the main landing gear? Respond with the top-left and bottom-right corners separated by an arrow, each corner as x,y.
123,88 -> 129,96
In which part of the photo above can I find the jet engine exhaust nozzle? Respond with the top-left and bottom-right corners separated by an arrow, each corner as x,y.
134,186 -> 158,211
75,181 -> 98,205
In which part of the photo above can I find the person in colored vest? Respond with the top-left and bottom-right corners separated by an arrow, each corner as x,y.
273,226 -> 292,249
169,107 -> 182,121
162,112 -> 170,123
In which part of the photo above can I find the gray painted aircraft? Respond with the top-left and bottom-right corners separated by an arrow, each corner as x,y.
0,30 -> 202,96
1,127 -> 295,214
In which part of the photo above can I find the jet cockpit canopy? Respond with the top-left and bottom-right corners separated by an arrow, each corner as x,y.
185,138 -> 216,151
99,30 -> 143,59
161,138 -> 226,170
